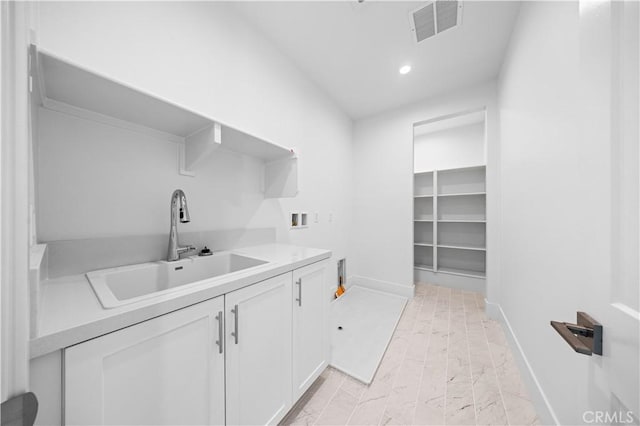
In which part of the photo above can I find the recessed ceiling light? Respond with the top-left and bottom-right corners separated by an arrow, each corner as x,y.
399,65 -> 412,75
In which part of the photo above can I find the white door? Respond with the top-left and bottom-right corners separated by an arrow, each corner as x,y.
225,273 -> 293,426
579,0 -> 639,420
292,261 -> 328,400
64,296 -> 225,425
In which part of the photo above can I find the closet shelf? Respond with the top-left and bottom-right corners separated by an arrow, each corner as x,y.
437,219 -> 486,223
414,194 -> 434,198
437,192 -> 486,197
414,242 -> 434,247
414,219 -> 434,222
437,244 -> 486,251
437,267 -> 485,279
414,264 -> 434,272
31,45 -> 297,190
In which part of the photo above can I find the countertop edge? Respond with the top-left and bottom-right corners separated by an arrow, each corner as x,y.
30,248 -> 331,359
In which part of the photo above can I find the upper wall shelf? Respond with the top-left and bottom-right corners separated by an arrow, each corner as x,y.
30,45 -> 297,193
35,49 -> 210,141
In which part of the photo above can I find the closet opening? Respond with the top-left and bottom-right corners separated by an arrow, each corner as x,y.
412,109 -> 487,294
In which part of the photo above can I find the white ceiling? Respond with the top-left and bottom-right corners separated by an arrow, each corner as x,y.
232,1 -> 521,120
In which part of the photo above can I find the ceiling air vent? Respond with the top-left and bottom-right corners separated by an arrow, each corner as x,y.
410,1 -> 463,43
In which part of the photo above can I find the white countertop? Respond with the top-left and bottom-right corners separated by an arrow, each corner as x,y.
31,244 -> 331,358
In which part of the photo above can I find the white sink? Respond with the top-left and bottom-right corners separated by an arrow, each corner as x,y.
87,252 -> 269,308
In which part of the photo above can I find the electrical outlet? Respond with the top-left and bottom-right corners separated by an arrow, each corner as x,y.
314,213 -> 319,223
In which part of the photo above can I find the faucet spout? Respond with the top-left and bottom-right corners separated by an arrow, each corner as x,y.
167,189 -> 194,261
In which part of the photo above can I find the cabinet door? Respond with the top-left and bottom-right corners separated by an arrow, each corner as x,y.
292,261 -> 328,400
65,297 -> 225,426
225,273 -> 293,426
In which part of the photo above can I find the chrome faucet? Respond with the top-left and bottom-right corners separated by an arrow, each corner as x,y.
167,189 -> 195,261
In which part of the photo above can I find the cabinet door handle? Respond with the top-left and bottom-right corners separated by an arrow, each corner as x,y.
215,311 -> 223,354
295,278 -> 302,307
231,304 -> 239,344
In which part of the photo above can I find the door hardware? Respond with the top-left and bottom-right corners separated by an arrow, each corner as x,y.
295,279 -> 302,307
550,311 -> 602,356
215,311 -> 223,354
231,305 -> 239,344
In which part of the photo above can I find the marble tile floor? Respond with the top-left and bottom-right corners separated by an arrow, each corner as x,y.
281,283 -> 541,426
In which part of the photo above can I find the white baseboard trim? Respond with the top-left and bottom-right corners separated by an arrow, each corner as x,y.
485,300 -> 559,426
349,275 -> 414,298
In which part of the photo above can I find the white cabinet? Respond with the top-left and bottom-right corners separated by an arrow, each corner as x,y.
63,262 -> 329,426
64,296 -> 225,425
292,262 -> 328,400
224,273 -> 293,426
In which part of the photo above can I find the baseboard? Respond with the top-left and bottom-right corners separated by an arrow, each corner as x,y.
349,275 -> 414,298
485,300 -> 559,425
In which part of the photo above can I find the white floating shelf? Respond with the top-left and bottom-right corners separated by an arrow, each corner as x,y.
219,126 -> 293,162
31,45 -> 296,193
35,49 -> 210,140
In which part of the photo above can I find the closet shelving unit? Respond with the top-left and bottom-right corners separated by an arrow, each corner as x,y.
413,171 -> 435,271
413,165 -> 486,280
30,45 -> 297,198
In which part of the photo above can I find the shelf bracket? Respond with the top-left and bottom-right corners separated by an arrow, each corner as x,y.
179,122 -> 222,177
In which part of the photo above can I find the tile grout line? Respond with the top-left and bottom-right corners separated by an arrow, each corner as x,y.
344,372 -> 365,425
443,287 -> 452,426
376,290 -> 425,425
476,296 -> 511,426
410,285 -> 440,425
462,293 -> 479,426
405,290 -> 431,424
311,371 -> 347,426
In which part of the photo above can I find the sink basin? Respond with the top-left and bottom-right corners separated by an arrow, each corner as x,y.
87,252 -> 269,308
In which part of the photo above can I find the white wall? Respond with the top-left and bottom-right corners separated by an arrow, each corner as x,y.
497,2 -> 633,424
414,122 -> 485,172
34,2 -> 353,266
351,82 -> 499,296
37,108 -> 268,241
